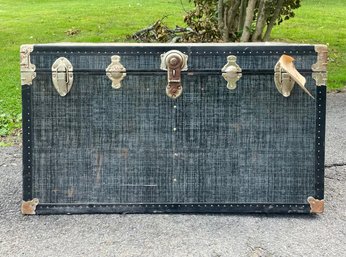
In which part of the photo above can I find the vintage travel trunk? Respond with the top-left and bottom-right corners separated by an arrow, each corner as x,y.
20,43 -> 327,215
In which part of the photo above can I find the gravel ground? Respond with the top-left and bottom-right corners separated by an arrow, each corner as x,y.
0,93 -> 345,257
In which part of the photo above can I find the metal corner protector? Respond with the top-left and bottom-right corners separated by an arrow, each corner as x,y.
312,44 -> 328,72
20,44 -> 36,86
312,72 -> 327,86
307,196 -> 324,214
21,198 -> 39,215
312,45 -> 328,86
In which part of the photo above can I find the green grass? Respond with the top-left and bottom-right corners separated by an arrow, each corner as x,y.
0,0 -> 345,139
270,0 -> 346,90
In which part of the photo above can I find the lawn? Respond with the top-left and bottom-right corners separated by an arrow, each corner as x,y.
0,0 -> 345,140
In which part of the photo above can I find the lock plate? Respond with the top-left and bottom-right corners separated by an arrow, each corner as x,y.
161,50 -> 188,99
52,57 -> 73,96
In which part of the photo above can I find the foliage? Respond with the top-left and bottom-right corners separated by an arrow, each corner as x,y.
182,0 -> 302,42
130,0 -> 302,42
182,0 -> 221,42
0,113 -> 22,137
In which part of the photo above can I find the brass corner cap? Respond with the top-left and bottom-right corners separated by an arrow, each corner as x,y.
20,44 -> 36,85
314,44 -> 328,53
307,197 -> 324,214
20,44 -> 34,51
312,44 -> 328,72
21,198 -> 39,215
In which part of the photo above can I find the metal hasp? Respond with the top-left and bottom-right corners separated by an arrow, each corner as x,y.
21,198 -> 39,215
106,55 -> 126,89
160,50 -> 188,99
20,45 -> 36,85
307,197 -> 324,214
52,57 -> 74,96
312,45 -> 328,86
274,54 -> 313,98
221,55 -> 242,90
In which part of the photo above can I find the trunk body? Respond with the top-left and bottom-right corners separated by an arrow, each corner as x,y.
21,43 -> 326,214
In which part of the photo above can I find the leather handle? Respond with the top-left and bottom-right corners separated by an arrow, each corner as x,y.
274,54 -> 314,99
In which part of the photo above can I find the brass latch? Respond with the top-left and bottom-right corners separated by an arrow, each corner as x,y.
106,55 -> 126,89
52,57 -> 74,96
221,55 -> 242,90
160,50 -> 188,99
274,55 -> 313,98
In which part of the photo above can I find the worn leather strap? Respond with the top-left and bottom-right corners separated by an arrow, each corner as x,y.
278,54 -> 313,98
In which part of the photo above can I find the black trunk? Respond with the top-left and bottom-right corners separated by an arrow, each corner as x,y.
21,43 -> 326,214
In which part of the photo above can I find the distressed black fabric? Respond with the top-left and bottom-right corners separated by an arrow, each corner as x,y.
31,70 -> 316,204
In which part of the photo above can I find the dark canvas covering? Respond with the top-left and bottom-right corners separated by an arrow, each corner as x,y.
22,43 -> 325,214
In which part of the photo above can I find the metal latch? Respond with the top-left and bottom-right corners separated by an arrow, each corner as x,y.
274,55 -> 313,98
160,50 -> 188,99
106,55 -> 126,89
52,57 -> 73,96
221,55 -> 242,90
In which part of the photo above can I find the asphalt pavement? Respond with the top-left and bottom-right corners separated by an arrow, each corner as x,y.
0,92 -> 345,257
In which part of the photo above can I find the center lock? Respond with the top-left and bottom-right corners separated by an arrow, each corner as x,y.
160,50 -> 188,99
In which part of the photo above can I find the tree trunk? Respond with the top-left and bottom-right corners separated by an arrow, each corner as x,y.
238,0 -> 248,31
240,0 -> 257,42
251,0 -> 268,41
223,7 -> 229,41
263,0 -> 284,41
226,0 -> 241,34
217,0 -> 224,33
